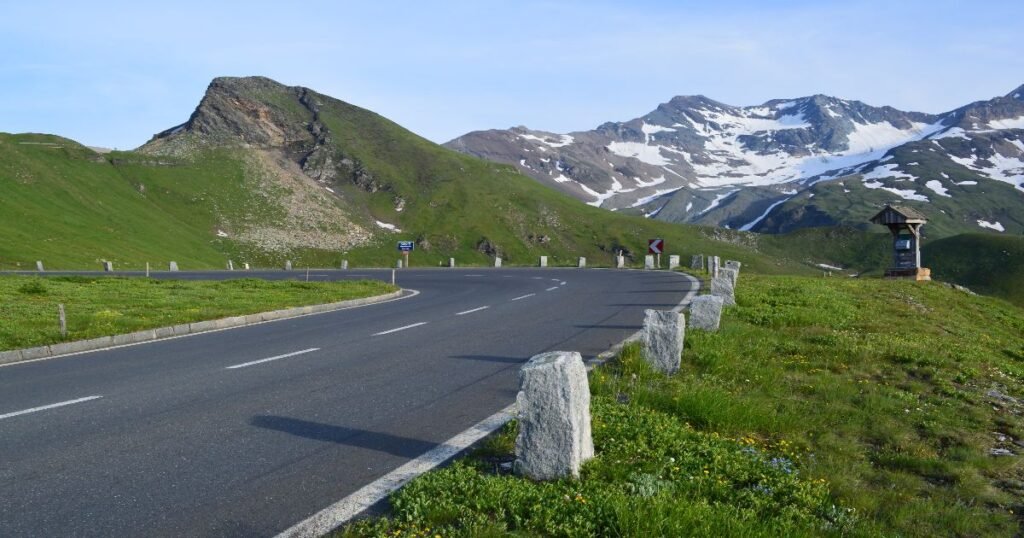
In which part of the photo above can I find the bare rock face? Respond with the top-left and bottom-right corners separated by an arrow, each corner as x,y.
688,295 -> 724,331
642,310 -> 685,374
515,351 -> 594,480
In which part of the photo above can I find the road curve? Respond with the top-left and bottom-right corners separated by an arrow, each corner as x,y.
0,268 -> 697,537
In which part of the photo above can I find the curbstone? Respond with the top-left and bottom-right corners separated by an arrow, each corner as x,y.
711,275 -> 736,306
642,310 -> 685,374
668,255 -> 680,270
0,349 -> 24,365
578,257 -> 586,268
539,256 -> 548,268
644,255 -> 655,270
688,295 -> 724,331
494,257 -> 502,268
515,351 -> 594,480
0,290 -> 406,366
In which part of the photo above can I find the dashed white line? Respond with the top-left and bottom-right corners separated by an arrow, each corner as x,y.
510,293 -> 535,301
545,286 -> 559,291
456,306 -> 489,316
373,322 -> 428,336
550,278 -> 560,282
226,348 -> 320,369
559,281 -> 566,286
531,277 -> 543,280
0,395 -> 103,421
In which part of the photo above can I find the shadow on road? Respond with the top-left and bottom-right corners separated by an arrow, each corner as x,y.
250,415 -> 438,458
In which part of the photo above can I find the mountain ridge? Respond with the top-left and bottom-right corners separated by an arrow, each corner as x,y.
445,84 -> 1024,237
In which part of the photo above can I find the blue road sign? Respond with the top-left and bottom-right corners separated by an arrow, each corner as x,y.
397,241 -> 415,252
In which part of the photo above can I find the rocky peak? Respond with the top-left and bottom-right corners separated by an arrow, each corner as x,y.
1007,84 -> 1024,100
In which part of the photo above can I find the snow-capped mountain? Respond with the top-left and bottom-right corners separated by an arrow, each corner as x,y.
445,85 -> 1024,237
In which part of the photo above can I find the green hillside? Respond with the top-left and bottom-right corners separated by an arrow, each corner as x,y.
924,233 -> 1024,307
0,76 -> 813,275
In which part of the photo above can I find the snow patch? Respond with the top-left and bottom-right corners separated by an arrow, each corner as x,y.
925,180 -> 950,197
518,132 -> 574,148
698,189 -> 740,215
955,180 -> 977,185
977,220 -> 1005,232
375,220 -> 402,232
740,196 -> 792,231
216,229 -> 229,238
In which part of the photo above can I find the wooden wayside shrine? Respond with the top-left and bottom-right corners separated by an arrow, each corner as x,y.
870,205 -> 931,281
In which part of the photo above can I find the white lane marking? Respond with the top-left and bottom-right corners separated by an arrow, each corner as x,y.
274,404 -> 514,538
225,348 -> 320,370
560,281 -> 566,286
550,278 -> 560,281
510,293 -> 535,301
373,322 -> 428,336
463,274 -> 484,277
545,286 -> 559,291
531,277 -> 543,280
0,395 -> 103,421
455,306 -> 489,316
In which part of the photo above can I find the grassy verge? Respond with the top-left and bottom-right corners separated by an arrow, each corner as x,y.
0,275 -> 396,351
341,275 -> 1024,537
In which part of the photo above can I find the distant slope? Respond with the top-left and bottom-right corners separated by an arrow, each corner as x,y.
923,233 -> 1024,307
0,77 -> 808,273
446,85 -> 1024,238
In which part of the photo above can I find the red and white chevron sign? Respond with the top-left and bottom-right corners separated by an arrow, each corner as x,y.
648,238 -> 664,254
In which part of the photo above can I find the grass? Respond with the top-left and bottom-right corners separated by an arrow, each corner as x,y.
0,275 -> 396,351
340,275 -> 1024,537
924,233 -> 1024,308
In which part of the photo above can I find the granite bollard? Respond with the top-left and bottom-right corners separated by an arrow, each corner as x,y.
396,259 -> 403,269
103,261 -> 113,272
449,257 -> 456,268
578,257 -> 586,268
539,256 -> 548,268
688,295 -> 724,331
495,257 -> 502,267
341,260 -> 348,270
169,261 -> 179,272
720,267 -> 738,286
711,274 -> 736,306
227,260 -> 234,271
690,255 -> 703,270
669,255 -> 680,270
725,260 -> 741,273
642,310 -> 685,374
36,261 -> 44,272
644,255 -> 655,270
284,260 -> 292,271
709,256 -> 720,278
244,263 -> 251,270
616,255 -> 625,268
515,351 -> 594,480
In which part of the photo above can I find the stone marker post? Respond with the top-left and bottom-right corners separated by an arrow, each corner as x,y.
725,260 -> 741,273
644,255 -> 655,270
515,351 -> 594,480
341,260 -> 348,270
578,257 -> 586,268
449,257 -> 456,268
284,260 -> 293,271
688,295 -> 724,331
103,261 -> 113,272
396,259 -> 403,269
539,256 -> 548,268
169,261 -> 179,272
711,274 -> 736,306
668,255 -> 680,270
710,256 -> 721,278
720,267 -> 738,286
690,255 -> 702,270
495,257 -> 502,268
616,255 -> 625,269
57,303 -> 67,338
244,263 -> 251,270
227,260 -> 234,271
36,261 -> 44,272
642,310 -> 685,374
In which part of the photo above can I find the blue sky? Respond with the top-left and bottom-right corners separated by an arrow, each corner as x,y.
1,0 -> 1021,149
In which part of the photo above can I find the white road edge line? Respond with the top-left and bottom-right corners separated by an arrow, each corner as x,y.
0,395 -> 103,421
372,322 -> 428,336
0,289 -> 421,369
276,271 -> 703,537
275,404 -> 514,538
510,293 -> 535,301
545,286 -> 559,291
225,348 -> 320,370
455,306 -> 489,316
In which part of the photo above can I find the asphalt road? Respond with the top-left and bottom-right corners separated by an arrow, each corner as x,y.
0,267 -> 697,537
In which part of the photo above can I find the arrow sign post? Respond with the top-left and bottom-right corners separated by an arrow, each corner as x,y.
397,241 -> 415,268
648,238 -> 664,269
